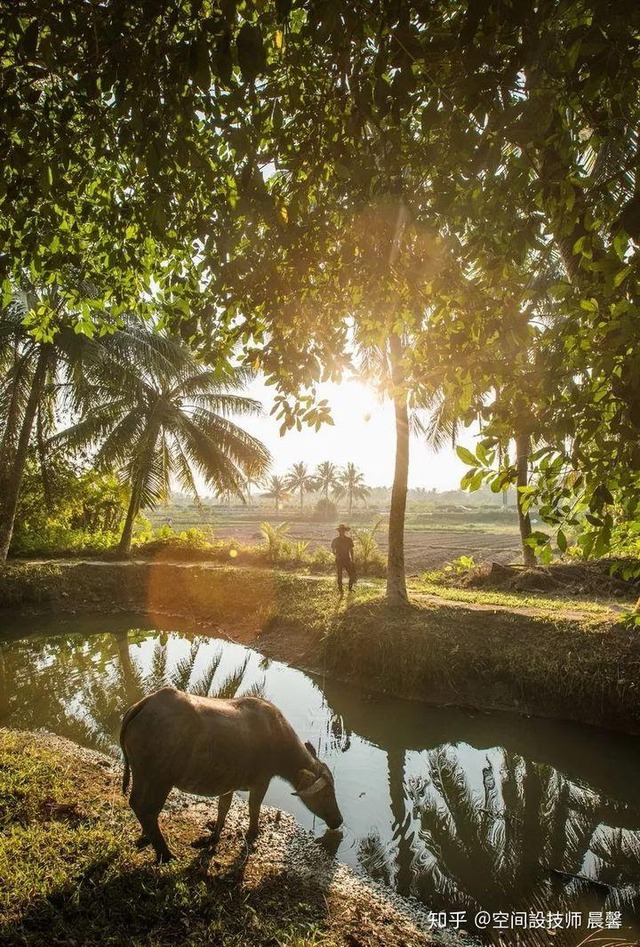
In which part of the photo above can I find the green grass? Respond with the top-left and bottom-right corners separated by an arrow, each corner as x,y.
0,731 -> 345,947
414,578 -> 621,616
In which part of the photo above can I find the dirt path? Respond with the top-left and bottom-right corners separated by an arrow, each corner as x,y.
410,589 -> 625,622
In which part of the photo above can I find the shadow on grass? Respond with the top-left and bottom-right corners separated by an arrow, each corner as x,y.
1,819 -> 341,947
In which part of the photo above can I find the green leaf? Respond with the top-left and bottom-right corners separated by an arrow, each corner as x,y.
613,265 -> 631,289
456,445 -> 480,467
237,23 -> 266,84
556,528 -> 567,553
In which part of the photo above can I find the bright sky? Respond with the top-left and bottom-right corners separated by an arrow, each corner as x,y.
238,376 -> 479,490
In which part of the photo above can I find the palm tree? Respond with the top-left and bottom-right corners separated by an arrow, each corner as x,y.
313,461 -> 341,503
243,461 -> 266,506
262,475 -> 289,512
0,282 -> 105,561
54,336 -> 271,557
284,462 -> 315,513
336,463 -> 370,515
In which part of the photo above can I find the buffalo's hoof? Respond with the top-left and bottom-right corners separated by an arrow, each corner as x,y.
191,834 -> 217,850
246,827 -> 259,845
135,834 -> 151,850
156,850 -> 175,865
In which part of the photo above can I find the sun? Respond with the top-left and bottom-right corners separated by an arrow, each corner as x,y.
322,378 -> 382,427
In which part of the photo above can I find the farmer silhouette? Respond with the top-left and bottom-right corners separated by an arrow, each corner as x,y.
331,524 -> 356,594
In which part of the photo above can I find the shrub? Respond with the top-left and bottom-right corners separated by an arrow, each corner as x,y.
314,499 -> 337,522
353,519 -> 386,575
259,521 -> 291,562
310,545 -> 335,571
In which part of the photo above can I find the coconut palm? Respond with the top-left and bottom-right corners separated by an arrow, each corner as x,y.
313,461 -> 341,503
262,475 -> 290,512
284,462 -> 315,513
243,461 -> 266,506
0,281 -> 111,561
53,335 -> 271,557
336,463 -> 370,515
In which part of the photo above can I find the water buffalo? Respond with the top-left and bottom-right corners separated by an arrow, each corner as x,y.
120,686 -> 343,863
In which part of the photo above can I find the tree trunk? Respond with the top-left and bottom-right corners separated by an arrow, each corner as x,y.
37,403 -> 54,512
117,481 -> 141,559
387,747 -> 412,896
112,631 -> 143,704
0,348 -> 49,562
386,335 -> 409,606
300,488 -> 303,513
516,433 -> 536,567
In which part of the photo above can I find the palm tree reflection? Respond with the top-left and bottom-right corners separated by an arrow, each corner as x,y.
0,630 -> 264,755
410,746 -> 640,931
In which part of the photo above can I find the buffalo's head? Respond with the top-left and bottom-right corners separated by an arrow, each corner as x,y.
293,742 -> 343,830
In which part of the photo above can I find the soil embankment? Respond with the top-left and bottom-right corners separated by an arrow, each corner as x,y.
1,560 -> 639,734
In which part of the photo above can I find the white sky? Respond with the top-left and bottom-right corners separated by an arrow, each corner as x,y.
238,376 -> 479,490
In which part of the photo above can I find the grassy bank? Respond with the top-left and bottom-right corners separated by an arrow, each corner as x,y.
0,730 -> 430,947
1,561 -> 639,733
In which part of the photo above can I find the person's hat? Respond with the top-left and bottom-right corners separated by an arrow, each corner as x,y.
336,524 -> 351,532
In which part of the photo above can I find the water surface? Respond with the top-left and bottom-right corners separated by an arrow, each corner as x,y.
1,612 -> 639,942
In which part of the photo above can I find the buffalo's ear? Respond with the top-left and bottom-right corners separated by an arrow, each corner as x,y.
293,768 -> 316,795
304,741 -> 317,758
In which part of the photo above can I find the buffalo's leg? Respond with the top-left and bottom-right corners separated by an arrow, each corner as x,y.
129,781 -> 172,863
215,791 -> 233,838
247,778 -> 270,840
195,792 -> 234,848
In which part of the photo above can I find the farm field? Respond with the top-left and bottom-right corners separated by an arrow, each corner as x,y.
148,509 -> 522,572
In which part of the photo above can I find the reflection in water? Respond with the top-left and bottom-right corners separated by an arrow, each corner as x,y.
0,626 -> 263,754
411,748 -> 597,907
407,747 -> 640,941
1,616 -> 639,943
357,830 -> 393,886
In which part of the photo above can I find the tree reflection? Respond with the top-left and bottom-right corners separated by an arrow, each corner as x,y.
357,830 -> 392,887
410,745 -> 640,927
0,629 -> 264,756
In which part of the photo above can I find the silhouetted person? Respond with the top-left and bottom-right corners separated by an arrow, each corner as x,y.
331,524 -> 356,594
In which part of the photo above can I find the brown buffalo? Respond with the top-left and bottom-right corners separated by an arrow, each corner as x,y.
120,686 -> 343,862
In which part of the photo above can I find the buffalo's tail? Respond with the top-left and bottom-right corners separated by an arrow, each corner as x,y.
122,755 -> 131,796
120,695 -> 152,796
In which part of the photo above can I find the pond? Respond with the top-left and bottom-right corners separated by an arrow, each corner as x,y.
1,612 -> 639,943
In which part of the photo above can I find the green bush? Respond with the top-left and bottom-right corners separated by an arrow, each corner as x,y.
314,499 -> 337,522
310,545 -> 335,571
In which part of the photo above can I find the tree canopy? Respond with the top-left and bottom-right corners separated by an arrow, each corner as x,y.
3,0 -> 640,575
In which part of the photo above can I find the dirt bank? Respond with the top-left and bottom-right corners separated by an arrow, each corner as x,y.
1,560 -> 639,734
0,729 -> 437,947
